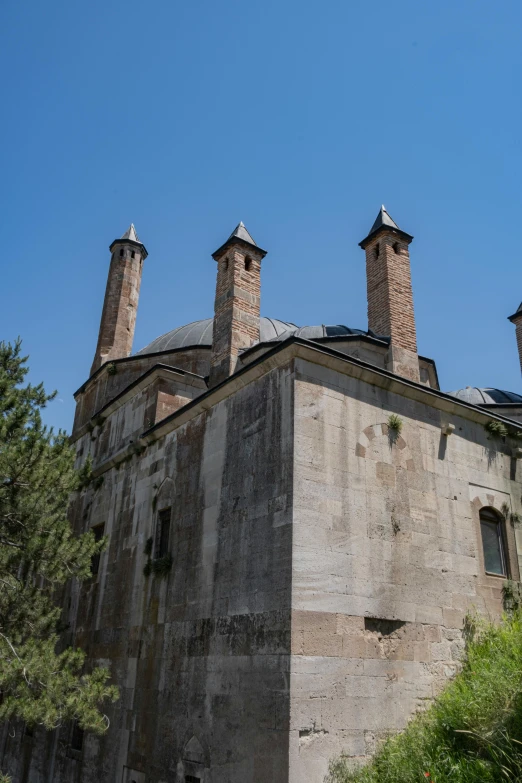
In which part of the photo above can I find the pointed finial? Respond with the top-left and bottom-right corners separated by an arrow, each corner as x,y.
359,206 -> 413,248
121,223 -> 140,243
212,221 -> 267,260
110,222 -> 148,258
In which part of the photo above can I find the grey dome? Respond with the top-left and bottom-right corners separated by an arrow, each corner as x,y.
136,317 -> 297,355
447,387 -> 522,405
269,324 -> 374,343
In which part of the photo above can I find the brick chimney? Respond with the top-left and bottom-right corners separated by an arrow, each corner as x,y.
91,224 -> 148,376
359,206 -> 420,382
508,302 -> 522,374
209,222 -> 267,387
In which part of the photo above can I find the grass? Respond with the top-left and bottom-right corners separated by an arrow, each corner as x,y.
326,610 -> 522,783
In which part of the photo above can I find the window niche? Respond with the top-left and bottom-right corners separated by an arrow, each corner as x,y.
480,507 -> 507,576
90,523 -> 105,576
155,507 -> 171,559
70,721 -> 84,752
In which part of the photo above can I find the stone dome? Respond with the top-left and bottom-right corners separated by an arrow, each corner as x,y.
267,324 -> 386,343
447,387 -> 522,405
136,317 -> 298,355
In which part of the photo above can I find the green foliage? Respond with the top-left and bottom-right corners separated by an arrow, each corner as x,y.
326,610 -> 522,783
387,414 -> 403,436
485,420 -> 508,439
151,553 -> 173,577
0,340 -> 118,734
106,363 -> 117,376
77,453 -> 93,489
503,580 -> 522,614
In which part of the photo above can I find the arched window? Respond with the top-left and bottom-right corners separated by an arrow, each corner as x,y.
479,507 -> 506,576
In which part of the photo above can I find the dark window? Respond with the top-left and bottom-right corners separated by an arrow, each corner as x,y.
24,723 -> 34,737
90,524 -> 105,575
393,242 -> 400,254
374,243 -> 380,259
119,248 -> 124,257
156,508 -> 171,558
224,257 -> 229,271
244,256 -> 252,271
131,250 -> 135,258
71,721 -> 84,751
185,776 -> 201,783
480,508 -> 506,576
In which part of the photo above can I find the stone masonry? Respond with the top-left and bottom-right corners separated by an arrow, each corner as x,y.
7,210 -> 522,783
91,225 -> 148,375
209,223 -> 266,387
360,207 -> 419,383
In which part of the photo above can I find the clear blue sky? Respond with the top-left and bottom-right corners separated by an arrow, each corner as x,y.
1,0 -> 521,432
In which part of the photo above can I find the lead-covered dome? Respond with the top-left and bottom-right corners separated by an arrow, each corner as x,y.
136,317 -> 297,355
447,387 -> 522,405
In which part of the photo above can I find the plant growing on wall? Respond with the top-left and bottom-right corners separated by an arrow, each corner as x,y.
485,420 -> 508,438
387,414 -> 403,438
143,537 -> 172,578
503,580 -> 522,613
106,362 -> 117,376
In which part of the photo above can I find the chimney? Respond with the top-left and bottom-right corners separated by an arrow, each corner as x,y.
209,222 -> 267,387
91,224 -> 147,376
359,206 -> 420,382
508,302 -> 522,374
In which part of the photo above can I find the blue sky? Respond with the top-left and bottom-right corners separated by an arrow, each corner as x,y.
1,0 -> 521,431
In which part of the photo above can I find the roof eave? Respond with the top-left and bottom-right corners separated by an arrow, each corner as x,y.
359,225 -> 414,250
109,237 -> 149,259
212,236 -> 267,261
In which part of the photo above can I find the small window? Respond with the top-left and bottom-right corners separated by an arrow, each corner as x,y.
90,524 -> 105,575
71,721 -> 84,752
224,257 -> 229,271
131,250 -> 135,259
480,508 -> 506,576
156,508 -> 171,559
119,248 -> 124,257
185,776 -> 201,783
392,242 -> 400,254
374,243 -> 380,259
244,256 -> 252,271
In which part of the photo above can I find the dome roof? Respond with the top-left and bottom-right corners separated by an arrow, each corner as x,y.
447,387 -> 522,405
136,317 -> 297,355
267,324 -> 383,343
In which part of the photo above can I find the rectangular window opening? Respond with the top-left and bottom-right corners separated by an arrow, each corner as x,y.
90,523 -> 105,575
71,721 -> 84,752
156,508 -> 171,559
480,514 -> 507,576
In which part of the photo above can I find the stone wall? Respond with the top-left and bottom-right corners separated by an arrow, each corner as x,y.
74,348 -> 210,434
5,364 -> 295,783
288,356 -> 521,782
5,342 -> 522,783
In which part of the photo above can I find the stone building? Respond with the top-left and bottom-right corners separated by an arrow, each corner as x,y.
7,208 -> 522,782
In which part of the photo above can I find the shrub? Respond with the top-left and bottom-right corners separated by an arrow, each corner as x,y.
151,554 -> 173,577
326,609 -> 522,783
387,414 -> 403,437
485,420 -> 508,438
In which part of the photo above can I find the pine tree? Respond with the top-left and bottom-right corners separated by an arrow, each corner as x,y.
0,339 -> 118,737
